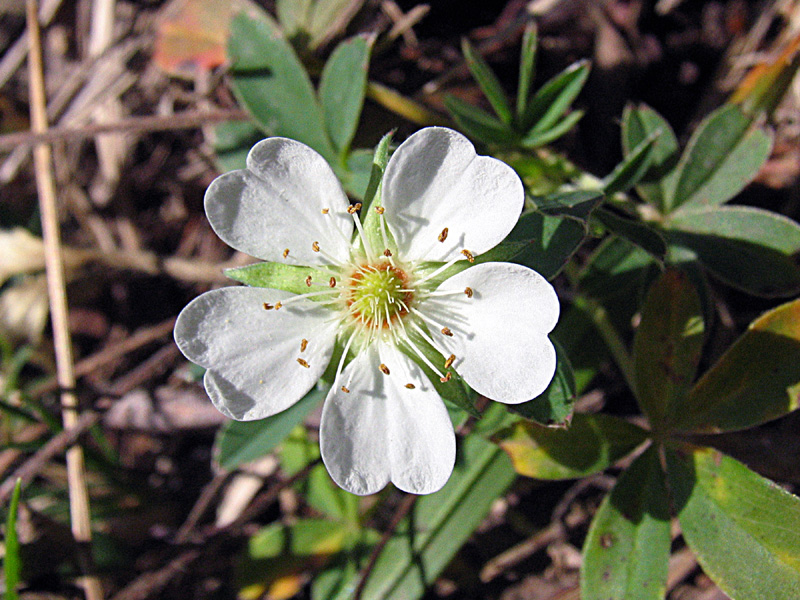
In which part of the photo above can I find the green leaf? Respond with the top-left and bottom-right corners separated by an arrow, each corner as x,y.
581,446 -> 670,600
621,103 -> 679,212
225,262 -> 327,294
494,413 -> 648,480
521,60 -> 590,133
281,427 -> 353,521
461,38 -> 513,124
250,518 -> 349,559
505,210 -> 587,279
228,13 -> 335,161
509,340 -> 576,426
215,384 -> 327,470
319,35 -> 373,156
519,109 -> 584,148
342,148 -> 373,199
516,23 -> 538,120
603,129 -> 660,196
664,205 -> 800,297
730,36 -> 800,120
666,446 -> 800,600
594,207 -> 667,260
674,297 -> 800,432
443,95 -> 517,145
580,236 -> 656,300
213,120 -> 264,172
535,189 -> 604,216
668,104 -> 772,212
4,478 -> 21,600
333,435 -> 516,600
633,269 -> 704,430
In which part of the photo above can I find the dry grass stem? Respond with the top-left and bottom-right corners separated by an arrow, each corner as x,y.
26,0 -> 103,597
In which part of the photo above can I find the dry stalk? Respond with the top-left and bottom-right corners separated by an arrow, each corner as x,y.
26,1 -> 103,598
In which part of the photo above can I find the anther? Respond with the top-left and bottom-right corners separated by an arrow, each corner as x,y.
379,363 -> 391,375
283,248 -> 290,258
312,241 -> 320,252
405,383 -> 416,389
274,301 -> 283,310
461,249 -> 475,263
375,206 -> 385,214
441,327 -> 454,337
347,203 -> 363,214
341,386 -> 350,393
438,227 -> 449,243
300,339 -> 308,352
464,286 -> 473,298
297,358 -> 310,368
321,208 -> 329,214
263,303 -> 273,310
305,276 -> 313,287
329,277 -> 336,288
440,372 -> 452,383
383,249 -> 392,257
445,354 -> 455,369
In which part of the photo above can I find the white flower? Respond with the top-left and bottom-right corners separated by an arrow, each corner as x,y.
175,127 -> 559,495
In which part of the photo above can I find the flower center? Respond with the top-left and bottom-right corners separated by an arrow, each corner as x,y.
347,263 -> 412,329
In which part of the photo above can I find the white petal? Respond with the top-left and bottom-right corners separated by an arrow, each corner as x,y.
428,262 -> 559,404
381,127 -> 523,262
380,344 -> 455,495
174,286 -> 337,420
204,137 -> 353,265
320,347 -> 390,495
319,343 -> 455,495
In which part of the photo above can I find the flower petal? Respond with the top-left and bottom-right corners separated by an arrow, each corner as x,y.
428,262 -> 559,404
319,347 -> 390,495
204,137 -> 353,265
380,344 -> 455,495
174,286 -> 337,420
319,343 -> 455,495
381,127 -> 523,262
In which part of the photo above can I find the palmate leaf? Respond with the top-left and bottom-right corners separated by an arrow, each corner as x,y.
666,446 -> 800,600
581,446 -> 670,600
521,60 -> 590,134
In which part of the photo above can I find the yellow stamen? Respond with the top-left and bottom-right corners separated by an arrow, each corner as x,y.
300,339 -> 308,352
379,363 -> 391,375
297,358 -> 310,368
312,241 -> 320,252
444,354 -> 455,369
441,327 -> 453,337
464,286 -> 473,298
438,227 -> 449,243
461,249 -> 474,263
283,248 -> 289,258
405,383 -> 415,389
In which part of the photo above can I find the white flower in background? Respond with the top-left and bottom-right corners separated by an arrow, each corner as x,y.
175,127 -> 559,495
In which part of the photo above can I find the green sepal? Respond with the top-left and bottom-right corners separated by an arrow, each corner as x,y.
361,131 -> 397,254
225,262 -> 328,294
